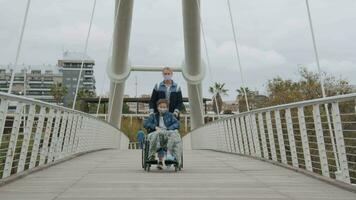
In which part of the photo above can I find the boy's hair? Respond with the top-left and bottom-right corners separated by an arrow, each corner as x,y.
156,99 -> 169,107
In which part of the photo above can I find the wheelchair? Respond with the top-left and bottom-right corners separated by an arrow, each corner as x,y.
142,133 -> 183,172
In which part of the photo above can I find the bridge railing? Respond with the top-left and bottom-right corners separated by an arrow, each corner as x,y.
0,92 -> 129,180
188,93 -> 356,184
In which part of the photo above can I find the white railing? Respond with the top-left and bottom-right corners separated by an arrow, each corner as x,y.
187,93 -> 356,185
0,92 -> 129,180
128,142 -> 141,150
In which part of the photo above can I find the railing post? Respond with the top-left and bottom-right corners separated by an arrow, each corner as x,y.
2,103 -> 23,178
221,121 -> 229,152
62,113 -> 73,156
48,110 -> 62,163
226,119 -> 235,152
239,116 -> 250,155
245,115 -> 255,156
285,109 -> 299,168
0,100 -> 9,145
250,114 -> 261,158
216,122 -> 223,151
312,104 -> 330,177
39,108 -> 55,165
17,104 -> 36,172
258,113 -> 269,159
29,107 -> 45,169
266,112 -> 277,161
69,114 -> 79,154
222,120 -> 230,152
331,102 -> 350,183
55,112 -> 68,161
234,118 -> 244,154
230,118 -> 240,153
298,107 -> 313,172
275,110 -> 287,164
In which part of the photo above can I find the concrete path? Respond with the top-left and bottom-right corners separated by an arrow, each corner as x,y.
0,150 -> 355,200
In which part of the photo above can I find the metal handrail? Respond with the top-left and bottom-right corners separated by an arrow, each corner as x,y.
188,93 -> 356,185
0,92 -> 129,180
193,93 -> 356,132
0,92 -> 124,131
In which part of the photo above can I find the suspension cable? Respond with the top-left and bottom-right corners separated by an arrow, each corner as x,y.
96,41 -> 114,117
226,0 -> 250,112
195,0 -> 221,118
72,0 -> 97,109
305,0 -> 340,171
8,0 -> 32,94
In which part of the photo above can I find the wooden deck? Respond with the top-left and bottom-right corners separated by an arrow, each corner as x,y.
0,150 -> 355,200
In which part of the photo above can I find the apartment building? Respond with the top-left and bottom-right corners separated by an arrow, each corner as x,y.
0,65 -> 62,103
58,51 -> 96,106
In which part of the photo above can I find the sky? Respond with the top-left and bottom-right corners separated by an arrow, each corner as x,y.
0,0 -> 355,101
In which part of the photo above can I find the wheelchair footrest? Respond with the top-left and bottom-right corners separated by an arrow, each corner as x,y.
165,160 -> 178,165
146,160 -> 158,165
145,160 -> 178,165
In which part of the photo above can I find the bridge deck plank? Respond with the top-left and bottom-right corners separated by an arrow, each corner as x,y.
0,150 -> 355,200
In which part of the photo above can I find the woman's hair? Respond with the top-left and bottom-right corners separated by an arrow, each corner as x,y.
162,67 -> 173,74
156,99 -> 169,106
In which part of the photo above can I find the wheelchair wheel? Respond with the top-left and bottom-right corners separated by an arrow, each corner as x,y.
180,153 -> 183,169
141,142 -> 145,169
143,140 -> 150,171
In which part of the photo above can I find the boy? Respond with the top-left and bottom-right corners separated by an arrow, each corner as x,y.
144,99 -> 182,169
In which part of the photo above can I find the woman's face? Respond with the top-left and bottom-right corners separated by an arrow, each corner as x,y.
163,69 -> 172,77
163,69 -> 173,81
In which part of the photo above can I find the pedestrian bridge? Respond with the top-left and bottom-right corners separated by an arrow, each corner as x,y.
1,0 -> 356,199
0,92 -> 356,199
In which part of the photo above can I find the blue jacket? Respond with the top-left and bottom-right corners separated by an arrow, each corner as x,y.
144,112 -> 180,133
149,81 -> 183,114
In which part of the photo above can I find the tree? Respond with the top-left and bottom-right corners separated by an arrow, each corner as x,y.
266,67 -> 352,106
236,87 -> 258,112
209,82 -> 228,114
50,83 -> 67,105
75,88 -> 96,111
122,103 -> 131,114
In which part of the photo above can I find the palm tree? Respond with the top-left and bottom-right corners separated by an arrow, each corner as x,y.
236,87 -> 255,112
75,88 -> 96,111
50,83 -> 67,105
209,82 -> 228,114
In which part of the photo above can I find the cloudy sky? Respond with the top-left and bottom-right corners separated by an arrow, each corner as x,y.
0,0 -> 355,100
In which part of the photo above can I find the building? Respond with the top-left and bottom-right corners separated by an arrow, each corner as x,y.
0,64 -> 62,103
125,94 -> 151,113
58,51 -> 96,106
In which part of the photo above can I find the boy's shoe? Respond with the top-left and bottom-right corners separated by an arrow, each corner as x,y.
157,161 -> 163,170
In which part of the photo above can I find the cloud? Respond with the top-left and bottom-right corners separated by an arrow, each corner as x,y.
0,0 -> 355,101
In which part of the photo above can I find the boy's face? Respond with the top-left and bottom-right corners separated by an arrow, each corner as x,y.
158,103 -> 168,110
